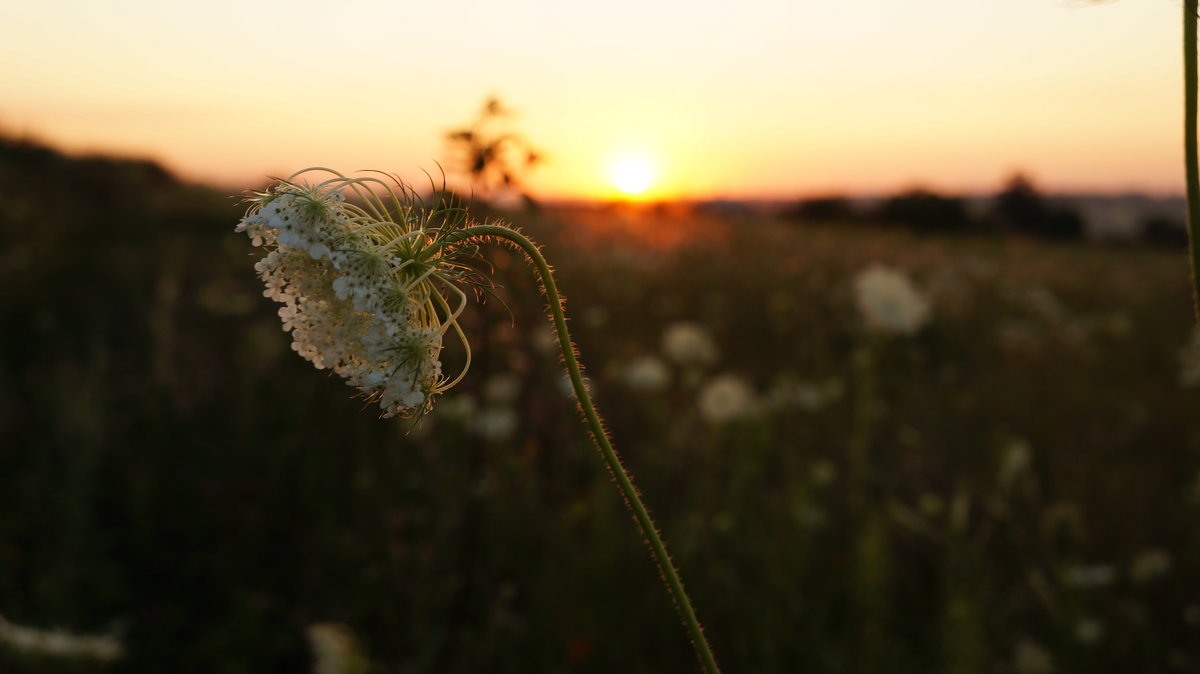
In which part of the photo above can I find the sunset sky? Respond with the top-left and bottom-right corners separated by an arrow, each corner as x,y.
0,0 -> 1184,200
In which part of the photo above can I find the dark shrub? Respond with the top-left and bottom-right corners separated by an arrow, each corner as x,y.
781,196 -> 859,223
876,188 -> 972,233
993,174 -> 1083,240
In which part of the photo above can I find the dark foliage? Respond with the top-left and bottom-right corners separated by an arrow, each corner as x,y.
992,174 -> 1085,240
1143,216 -> 1189,248
781,196 -> 860,223
876,188 -> 973,233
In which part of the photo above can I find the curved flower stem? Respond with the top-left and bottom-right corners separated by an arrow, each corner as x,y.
1186,0 -> 1200,321
454,224 -> 721,674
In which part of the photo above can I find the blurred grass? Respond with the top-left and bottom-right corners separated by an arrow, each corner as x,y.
2,137 -> 1199,673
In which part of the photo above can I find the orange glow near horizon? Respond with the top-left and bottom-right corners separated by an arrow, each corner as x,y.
0,0 -> 1185,200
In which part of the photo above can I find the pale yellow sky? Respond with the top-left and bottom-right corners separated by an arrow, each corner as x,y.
0,0 -> 1183,199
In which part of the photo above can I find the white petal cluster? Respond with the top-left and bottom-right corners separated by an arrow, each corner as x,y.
0,613 -> 122,662
236,176 -> 452,418
306,623 -> 369,674
697,374 -> 758,424
853,264 -> 931,335
622,355 -> 671,392
661,321 -> 719,366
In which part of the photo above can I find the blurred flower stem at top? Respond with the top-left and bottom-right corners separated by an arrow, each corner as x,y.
1186,0 -> 1200,321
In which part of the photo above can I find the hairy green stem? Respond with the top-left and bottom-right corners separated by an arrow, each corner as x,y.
455,224 -> 720,674
1186,0 -> 1200,321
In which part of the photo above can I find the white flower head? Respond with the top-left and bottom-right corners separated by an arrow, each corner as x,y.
853,264 -> 931,335
0,614 -> 122,662
474,406 -> 518,441
662,321 -> 719,366
482,373 -> 521,403
1062,563 -> 1117,589
697,374 -> 757,424
237,169 -> 483,418
998,438 -> 1034,492
1130,548 -> 1173,584
622,355 -> 671,392
306,623 -> 368,674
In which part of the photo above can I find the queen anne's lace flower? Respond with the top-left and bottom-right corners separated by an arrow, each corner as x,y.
0,614 -> 122,661
697,374 -> 757,423
853,264 -> 931,335
622,355 -> 671,391
661,321 -> 719,366
236,169 -> 477,418
306,623 -> 368,674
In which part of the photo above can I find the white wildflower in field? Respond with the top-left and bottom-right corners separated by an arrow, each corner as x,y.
1062,563 -> 1117,588
1012,638 -> 1054,674
622,355 -> 671,391
236,170 -> 481,418
697,374 -> 757,423
998,438 -> 1034,493
764,376 -> 844,412
474,406 -> 518,441
1130,548 -> 1173,584
853,264 -> 931,335
661,321 -> 719,366
482,373 -> 521,403
306,623 -> 368,674
0,614 -> 122,661
435,394 -> 477,425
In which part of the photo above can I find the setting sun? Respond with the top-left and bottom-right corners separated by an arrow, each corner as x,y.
611,157 -> 655,196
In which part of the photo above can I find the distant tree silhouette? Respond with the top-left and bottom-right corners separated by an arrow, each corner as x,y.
876,188 -> 972,233
445,96 -> 541,208
994,174 -> 1042,228
782,196 -> 860,223
992,173 -> 1083,240
1143,216 -> 1189,248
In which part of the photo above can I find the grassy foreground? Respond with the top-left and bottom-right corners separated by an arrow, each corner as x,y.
1,139 -> 1198,673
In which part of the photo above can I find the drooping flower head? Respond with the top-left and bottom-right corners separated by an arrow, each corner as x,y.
236,168 -> 484,418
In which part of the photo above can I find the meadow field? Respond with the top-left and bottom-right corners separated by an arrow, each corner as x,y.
2,138 -> 1199,673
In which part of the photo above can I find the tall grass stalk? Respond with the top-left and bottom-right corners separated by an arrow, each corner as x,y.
1185,0 -> 1200,320
452,223 -> 721,674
